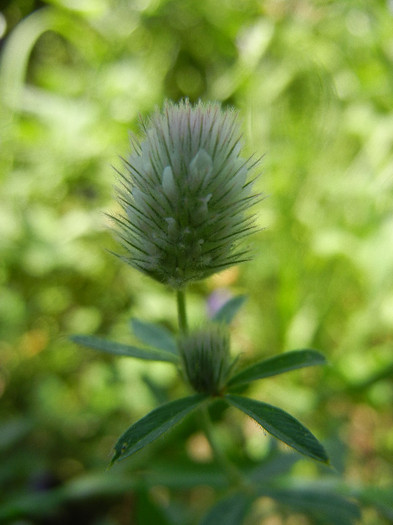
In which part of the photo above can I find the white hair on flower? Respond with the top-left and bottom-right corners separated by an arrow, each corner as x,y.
112,99 -> 262,288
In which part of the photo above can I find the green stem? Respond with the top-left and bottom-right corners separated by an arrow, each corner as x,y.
200,405 -> 248,490
176,288 -> 188,336
176,291 -> 248,490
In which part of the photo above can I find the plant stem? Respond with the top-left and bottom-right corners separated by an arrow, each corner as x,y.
176,289 -> 247,489
200,404 -> 248,490
176,288 -> 188,335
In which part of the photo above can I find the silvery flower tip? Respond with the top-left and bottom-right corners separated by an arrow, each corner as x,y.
112,99 -> 261,288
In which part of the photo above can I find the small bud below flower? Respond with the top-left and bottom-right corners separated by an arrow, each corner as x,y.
180,324 -> 232,395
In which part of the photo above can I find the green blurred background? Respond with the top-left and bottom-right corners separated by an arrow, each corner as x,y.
0,0 -> 392,523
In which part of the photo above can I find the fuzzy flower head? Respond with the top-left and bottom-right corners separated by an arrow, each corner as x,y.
113,100 -> 260,288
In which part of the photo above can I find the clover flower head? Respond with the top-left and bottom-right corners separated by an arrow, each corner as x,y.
180,324 -> 231,395
113,99 -> 261,288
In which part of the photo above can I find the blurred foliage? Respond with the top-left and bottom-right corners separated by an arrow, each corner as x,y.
1,0 -> 393,523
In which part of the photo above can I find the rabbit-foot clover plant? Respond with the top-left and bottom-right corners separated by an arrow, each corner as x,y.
72,100 -> 331,519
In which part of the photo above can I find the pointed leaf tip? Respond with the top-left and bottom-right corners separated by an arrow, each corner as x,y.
70,334 -> 179,363
130,318 -> 178,355
225,394 -> 329,463
112,395 -> 206,463
228,349 -> 326,388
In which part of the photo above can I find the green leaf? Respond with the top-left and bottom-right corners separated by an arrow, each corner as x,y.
112,395 -> 206,463
200,493 -> 252,525
357,486 -> 393,520
261,487 -> 360,525
0,491 -> 64,522
228,350 -> 326,388
212,295 -> 247,324
225,395 -> 329,463
70,335 -> 179,363
143,460 -> 227,489
250,452 -> 300,483
130,318 -> 178,354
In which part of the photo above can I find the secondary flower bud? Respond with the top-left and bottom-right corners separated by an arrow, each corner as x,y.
113,100 -> 260,288
180,324 -> 231,395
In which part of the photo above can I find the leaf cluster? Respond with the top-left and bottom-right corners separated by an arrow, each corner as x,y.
72,296 -> 329,465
